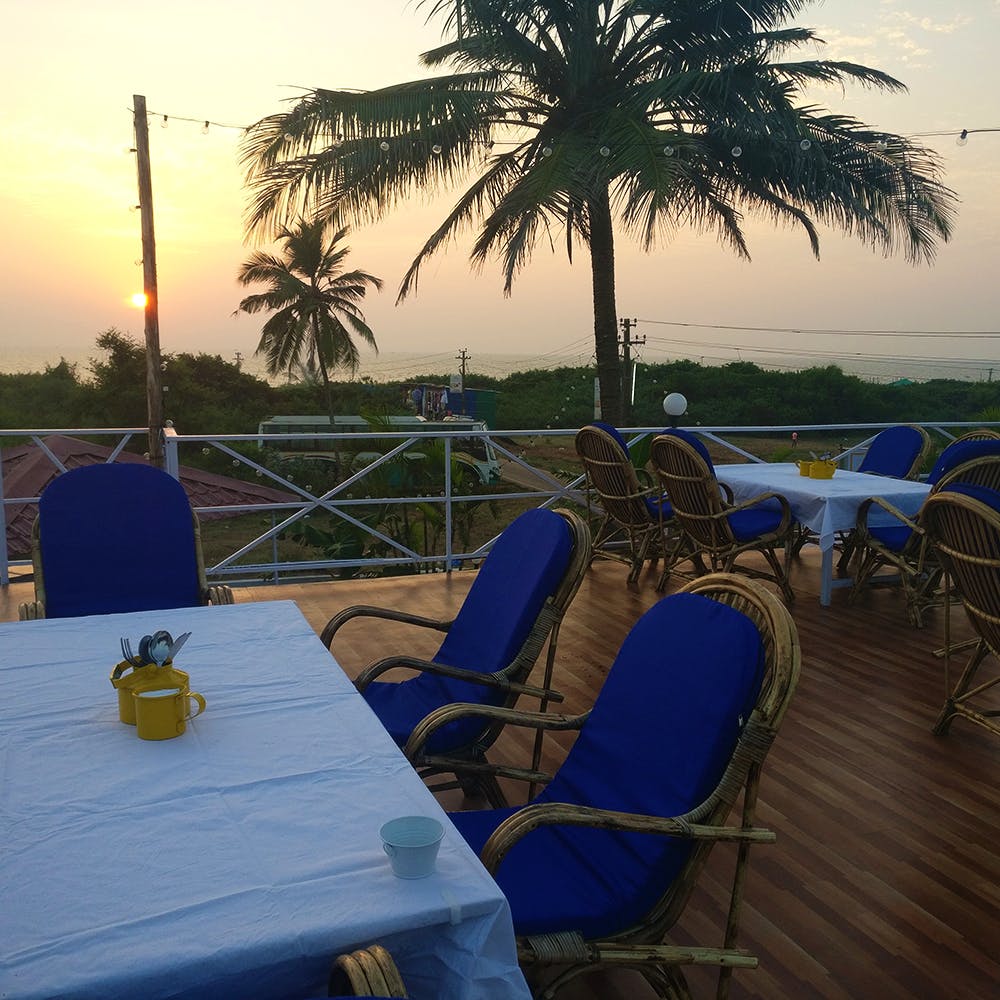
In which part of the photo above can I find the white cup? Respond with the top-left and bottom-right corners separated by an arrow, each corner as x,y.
379,816 -> 444,879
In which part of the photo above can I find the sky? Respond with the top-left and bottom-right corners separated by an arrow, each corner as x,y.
1,0 -> 999,384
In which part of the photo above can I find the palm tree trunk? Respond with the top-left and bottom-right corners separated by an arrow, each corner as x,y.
311,315 -> 337,421
587,185 -> 623,427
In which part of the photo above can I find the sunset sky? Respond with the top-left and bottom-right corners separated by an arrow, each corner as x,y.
1,1 -> 998,382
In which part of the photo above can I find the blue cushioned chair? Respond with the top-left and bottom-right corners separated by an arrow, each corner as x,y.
406,574 -> 799,999
574,423 -> 680,587
17,463 -> 233,620
321,508 -> 591,806
849,440 -> 1000,625
922,484 -> 1000,740
650,430 -> 796,601
854,424 -> 931,479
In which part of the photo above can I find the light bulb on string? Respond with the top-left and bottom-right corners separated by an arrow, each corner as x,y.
379,140 -> 390,151
599,145 -> 611,157
874,139 -> 889,152
161,115 -> 168,129
541,146 -> 553,157
663,145 -> 675,157
431,144 -> 442,155
201,121 -> 209,134
799,139 -> 811,151
731,145 -> 743,158
956,129 -> 969,147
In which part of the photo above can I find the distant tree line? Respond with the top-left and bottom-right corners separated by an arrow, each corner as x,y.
3,329 -> 999,436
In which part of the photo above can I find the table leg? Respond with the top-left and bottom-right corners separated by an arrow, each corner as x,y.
820,546 -> 833,607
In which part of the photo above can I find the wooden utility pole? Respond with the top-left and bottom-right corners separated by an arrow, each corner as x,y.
133,94 -> 164,467
618,317 -> 645,426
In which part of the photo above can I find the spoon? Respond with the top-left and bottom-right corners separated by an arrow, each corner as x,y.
149,630 -> 174,667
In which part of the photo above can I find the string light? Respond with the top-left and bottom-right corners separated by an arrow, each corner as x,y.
134,105 -> 1000,158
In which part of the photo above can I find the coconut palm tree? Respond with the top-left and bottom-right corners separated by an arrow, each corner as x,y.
235,217 -> 382,419
241,0 -> 957,426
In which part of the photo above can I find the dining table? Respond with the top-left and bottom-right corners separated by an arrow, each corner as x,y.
0,600 -> 531,1000
715,462 -> 932,606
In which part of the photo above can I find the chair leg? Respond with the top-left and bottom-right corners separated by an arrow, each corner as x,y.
933,644 -> 992,736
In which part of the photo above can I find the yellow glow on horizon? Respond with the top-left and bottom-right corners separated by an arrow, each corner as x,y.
130,292 -> 148,308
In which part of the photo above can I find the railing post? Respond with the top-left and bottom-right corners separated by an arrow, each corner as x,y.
444,436 -> 453,574
163,423 -> 180,479
0,446 -> 9,585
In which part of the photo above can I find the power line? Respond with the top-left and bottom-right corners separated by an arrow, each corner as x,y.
637,319 -> 1000,338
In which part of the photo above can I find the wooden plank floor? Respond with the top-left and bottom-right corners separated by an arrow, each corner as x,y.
3,550 -> 998,999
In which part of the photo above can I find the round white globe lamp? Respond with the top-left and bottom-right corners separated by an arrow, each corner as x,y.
663,392 -> 688,427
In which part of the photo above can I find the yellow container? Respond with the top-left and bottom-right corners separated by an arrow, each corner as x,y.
111,662 -> 190,725
810,460 -> 836,480
133,685 -> 206,740
798,461 -> 813,477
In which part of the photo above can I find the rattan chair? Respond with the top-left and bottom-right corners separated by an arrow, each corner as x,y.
650,429 -> 796,601
17,463 -> 233,620
322,507 -> 591,806
922,484 -> 1000,739
827,424 -> 933,571
574,422 -> 679,587
849,440 -> 1000,626
407,574 -> 799,1000
327,944 -> 408,997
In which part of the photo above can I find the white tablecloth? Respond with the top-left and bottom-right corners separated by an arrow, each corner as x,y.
0,601 -> 530,1000
716,463 -> 931,605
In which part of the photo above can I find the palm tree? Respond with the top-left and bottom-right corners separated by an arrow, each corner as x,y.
235,217 -> 382,419
241,1 -> 957,426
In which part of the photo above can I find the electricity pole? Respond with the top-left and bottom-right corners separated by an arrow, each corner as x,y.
456,347 -> 470,415
618,317 -> 645,426
132,94 -> 164,468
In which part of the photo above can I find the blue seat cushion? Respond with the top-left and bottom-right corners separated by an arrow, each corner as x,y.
38,464 -> 202,619
450,593 -> 764,939
868,522 -> 913,552
363,508 -> 573,752
858,426 -> 924,478
939,482 -> 1000,511
726,498 -> 784,541
644,494 -> 673,520
928,439 -> 1000,486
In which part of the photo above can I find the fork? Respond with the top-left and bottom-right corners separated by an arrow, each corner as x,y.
120,637 -> 137,665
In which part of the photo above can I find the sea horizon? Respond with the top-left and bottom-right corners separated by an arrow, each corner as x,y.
1,345 -> 996,386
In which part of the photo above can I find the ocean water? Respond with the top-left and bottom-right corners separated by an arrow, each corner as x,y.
0,345 -> 993,384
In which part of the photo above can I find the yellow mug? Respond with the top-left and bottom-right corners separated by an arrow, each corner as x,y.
810,460 -> 836,480
133,685 -> 206,741
111,664 -> 189,725
798,460 -> 813,477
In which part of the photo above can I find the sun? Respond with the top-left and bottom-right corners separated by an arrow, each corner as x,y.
130,292 -> 148,308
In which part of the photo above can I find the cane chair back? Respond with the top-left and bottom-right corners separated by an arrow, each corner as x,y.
651,430 -> 795,602
436,574 -> 799,999
322,507 -> 591,806
574,422 -> 674,586
327,944 -> 408,997
922,484 -> 1000,739
17,463 -> 233,620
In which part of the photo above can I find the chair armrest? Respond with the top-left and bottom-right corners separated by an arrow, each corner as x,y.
727,491 -> 793,532
320,605 -> 453,647
355,656 -> 567,701
404,703 -> 585,759
855,496 -> 923,535
481,802 -> 776,875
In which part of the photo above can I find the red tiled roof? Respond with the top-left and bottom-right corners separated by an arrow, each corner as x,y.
3,435 -> 297,558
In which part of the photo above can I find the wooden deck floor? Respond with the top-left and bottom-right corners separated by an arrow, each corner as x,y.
3,550 -> 998,999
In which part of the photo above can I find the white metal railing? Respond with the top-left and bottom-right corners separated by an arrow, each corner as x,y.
2,421 -> 995,586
